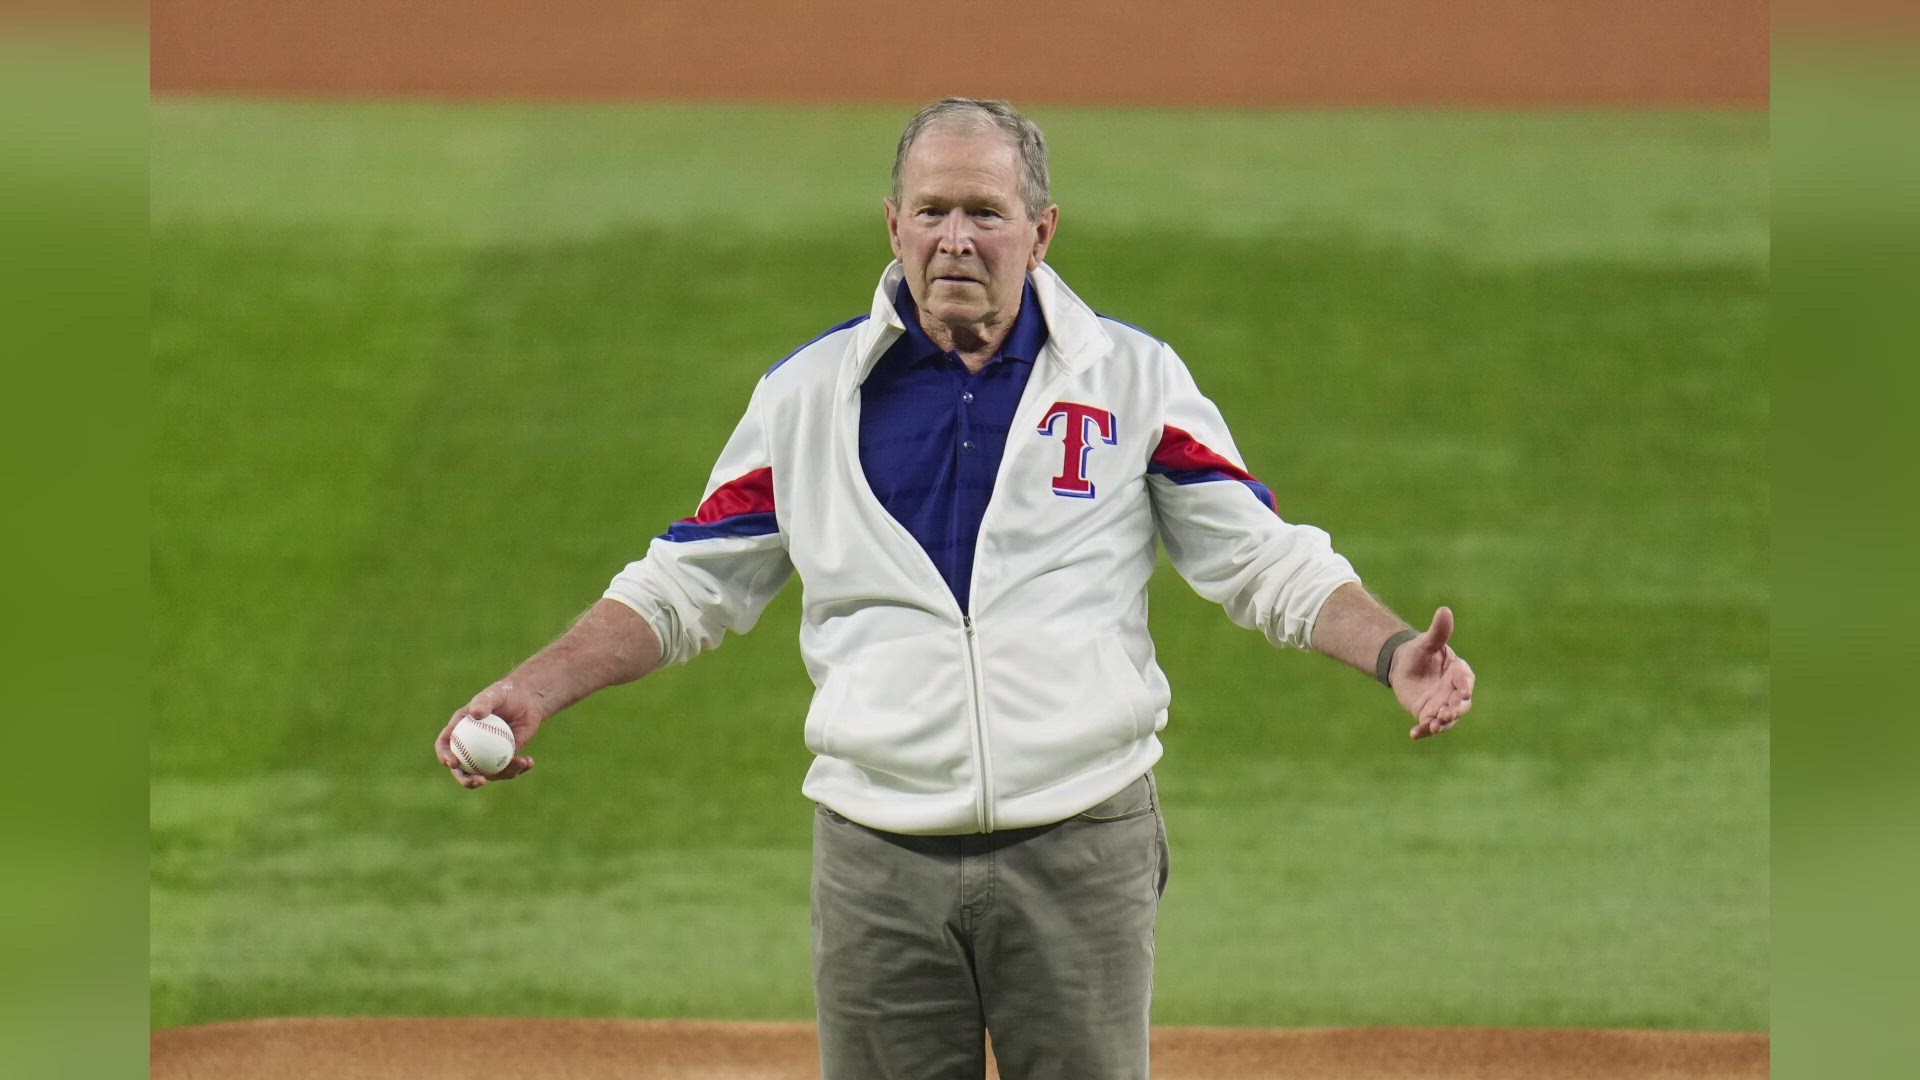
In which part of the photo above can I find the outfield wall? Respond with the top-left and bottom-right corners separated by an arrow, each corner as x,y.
151,0 -> 1766,107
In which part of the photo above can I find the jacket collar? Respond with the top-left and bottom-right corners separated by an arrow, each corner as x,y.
845,261 -> 1111,396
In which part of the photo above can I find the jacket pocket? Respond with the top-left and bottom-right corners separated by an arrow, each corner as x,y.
802,630 -> 974,788
801,675 -> 841,757
981,628 -> 1159,799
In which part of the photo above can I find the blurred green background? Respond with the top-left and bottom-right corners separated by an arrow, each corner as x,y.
151,102 -> 1766,1031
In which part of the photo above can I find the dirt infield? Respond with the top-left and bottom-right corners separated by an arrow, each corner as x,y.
152,1018 -> 1768,1079
150,0 -> 1766,107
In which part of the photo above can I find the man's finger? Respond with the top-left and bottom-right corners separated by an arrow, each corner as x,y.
453,689 -> 498,722
434,724 -> 464,771
1410,702 -> 1465,738
1414,683 -> 1447,719
1423,606 -> 1454,650
494,755 -> 536,780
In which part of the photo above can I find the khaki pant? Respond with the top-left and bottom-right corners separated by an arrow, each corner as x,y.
811,772 -> 1170,1080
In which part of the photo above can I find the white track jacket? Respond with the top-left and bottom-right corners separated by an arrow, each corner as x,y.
606,261 -> 1360,835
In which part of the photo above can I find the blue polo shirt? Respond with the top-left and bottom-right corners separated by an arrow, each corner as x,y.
860,279 -> 1049,613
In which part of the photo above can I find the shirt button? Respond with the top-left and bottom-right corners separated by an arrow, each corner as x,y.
962,441 -> 976,451
961,391 -> 974,404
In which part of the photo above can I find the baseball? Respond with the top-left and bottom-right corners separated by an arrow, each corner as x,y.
450,714 -> 516,776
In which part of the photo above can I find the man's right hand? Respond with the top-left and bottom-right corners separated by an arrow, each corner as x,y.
435,682 -> 545,789
433,599 -> 667,789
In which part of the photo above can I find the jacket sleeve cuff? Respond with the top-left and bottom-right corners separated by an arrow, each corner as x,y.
1280,566 -> 1363,651
601,578 -> 687,667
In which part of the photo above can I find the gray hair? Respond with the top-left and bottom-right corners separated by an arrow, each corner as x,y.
891,98 -> 1052,221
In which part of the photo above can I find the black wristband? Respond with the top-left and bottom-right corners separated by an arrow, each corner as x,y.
1376,629 -> 1419,687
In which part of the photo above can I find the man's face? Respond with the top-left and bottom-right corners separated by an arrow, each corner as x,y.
886,127 -> 1057,332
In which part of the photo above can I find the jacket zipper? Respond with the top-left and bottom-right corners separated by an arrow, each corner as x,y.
838,345 -> 999,835
955,363 -> 1073,834
843,319 -> 1074,836
962,614 -> 993,833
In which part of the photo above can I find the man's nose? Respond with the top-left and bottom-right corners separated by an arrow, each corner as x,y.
937,211 -> 974,254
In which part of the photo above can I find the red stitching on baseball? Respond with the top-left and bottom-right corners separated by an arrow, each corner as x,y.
468,716 -> 514,741
451,727 -> 511,775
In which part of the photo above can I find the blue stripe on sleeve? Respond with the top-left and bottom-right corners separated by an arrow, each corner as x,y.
1147,465 -> 1277,513
658,511 -> 781,543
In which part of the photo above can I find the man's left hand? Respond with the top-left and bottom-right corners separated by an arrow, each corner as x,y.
1392,607 -> 1476,739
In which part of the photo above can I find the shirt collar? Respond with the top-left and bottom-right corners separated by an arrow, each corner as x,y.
890,278 -> 1050,369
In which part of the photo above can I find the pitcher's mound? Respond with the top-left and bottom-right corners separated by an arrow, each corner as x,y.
152,1017 -> 1767,1079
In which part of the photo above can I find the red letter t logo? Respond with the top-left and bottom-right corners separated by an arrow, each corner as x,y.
1038,402 -> 1118,498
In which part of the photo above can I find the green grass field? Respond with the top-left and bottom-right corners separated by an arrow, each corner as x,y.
152,102 -> 1767,1031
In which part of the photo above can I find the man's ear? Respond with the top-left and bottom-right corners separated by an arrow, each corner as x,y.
1028,204 -> 1060,269
884,198 -> 903,259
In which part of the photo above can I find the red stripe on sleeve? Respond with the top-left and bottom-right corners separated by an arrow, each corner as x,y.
690,467 -> 775,524
1150,426 -> 1258,482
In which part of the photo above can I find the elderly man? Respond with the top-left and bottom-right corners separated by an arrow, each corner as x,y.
437,98 -> 1475,1080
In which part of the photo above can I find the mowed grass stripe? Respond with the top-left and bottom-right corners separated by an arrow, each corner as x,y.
152,102 -> 1766,264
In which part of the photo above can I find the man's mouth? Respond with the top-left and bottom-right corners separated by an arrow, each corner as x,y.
934,274 -> 981,284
